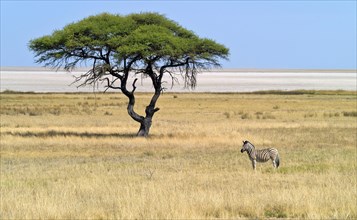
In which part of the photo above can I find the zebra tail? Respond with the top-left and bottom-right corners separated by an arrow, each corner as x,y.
275,154 -> 280,168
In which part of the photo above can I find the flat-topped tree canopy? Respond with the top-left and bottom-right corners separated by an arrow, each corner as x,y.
29,12 -> 229,85
29,12 -> 229,136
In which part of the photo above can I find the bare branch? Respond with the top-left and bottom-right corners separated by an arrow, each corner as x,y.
100,77 -> 121,92
132,78 -> 138,93
168,71 -> 180,89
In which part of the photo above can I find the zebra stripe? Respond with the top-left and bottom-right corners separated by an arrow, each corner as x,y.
241,140 -> 280,170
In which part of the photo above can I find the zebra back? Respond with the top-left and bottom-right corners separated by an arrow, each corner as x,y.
255,148 -> 279,162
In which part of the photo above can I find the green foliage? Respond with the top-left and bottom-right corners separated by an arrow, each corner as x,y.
29,12 -> 229,71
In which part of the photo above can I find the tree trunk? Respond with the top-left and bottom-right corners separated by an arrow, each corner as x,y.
125,92 -> 160,137
136,104 -> 160,137
122,64 -> 161,137
137,117 -> 152,137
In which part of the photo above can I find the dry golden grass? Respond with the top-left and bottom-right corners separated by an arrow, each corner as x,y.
1,91 -> 356,219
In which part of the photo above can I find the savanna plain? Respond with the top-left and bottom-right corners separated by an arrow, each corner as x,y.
1,91 -> 356,219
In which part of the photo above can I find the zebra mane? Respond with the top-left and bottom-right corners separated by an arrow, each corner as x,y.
244,140 -> 255,149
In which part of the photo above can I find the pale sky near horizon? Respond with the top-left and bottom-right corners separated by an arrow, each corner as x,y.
1,1 -> 356,69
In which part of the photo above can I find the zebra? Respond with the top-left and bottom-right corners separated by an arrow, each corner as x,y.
240,140 -> 280,170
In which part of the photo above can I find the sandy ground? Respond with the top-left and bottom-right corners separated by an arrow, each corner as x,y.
0,68 -> 356,92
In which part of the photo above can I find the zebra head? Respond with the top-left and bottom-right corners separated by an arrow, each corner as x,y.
241,140 -> 253,153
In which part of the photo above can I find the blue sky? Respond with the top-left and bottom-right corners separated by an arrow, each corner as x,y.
1,1 -> 356,69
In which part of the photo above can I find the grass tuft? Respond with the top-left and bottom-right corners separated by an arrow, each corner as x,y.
264,205 -> 288,218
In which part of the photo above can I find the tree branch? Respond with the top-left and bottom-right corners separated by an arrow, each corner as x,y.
132,78 -> 138,93
100,77 -> 121,92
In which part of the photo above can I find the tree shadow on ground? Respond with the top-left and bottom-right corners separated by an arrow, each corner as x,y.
2,130 -> 137,138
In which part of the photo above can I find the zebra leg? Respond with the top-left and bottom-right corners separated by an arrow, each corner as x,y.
252,160 -> 256,170
272,159 -> 277,168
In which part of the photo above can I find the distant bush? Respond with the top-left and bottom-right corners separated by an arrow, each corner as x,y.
247,90 -> 356,96
304,113 -> 317,118
29,111 -> 42,116
241,113 -> 251,119
255,111 -> 275,119
223,112 -> 233,119
49,108 -> 61,116
104,111 -> 113,116
262,114 -> 276,119
343,111 -> 357,117
1,90 -> 35,94
323,112 -> 340,118
250,90 -> 309,95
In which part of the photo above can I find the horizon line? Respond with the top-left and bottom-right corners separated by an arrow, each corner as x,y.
1,66 -> 356,73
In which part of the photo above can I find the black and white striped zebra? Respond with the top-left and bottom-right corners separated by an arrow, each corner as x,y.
240,140 -> 280,170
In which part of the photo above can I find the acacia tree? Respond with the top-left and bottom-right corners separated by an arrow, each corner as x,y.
29,13 -> 229,137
